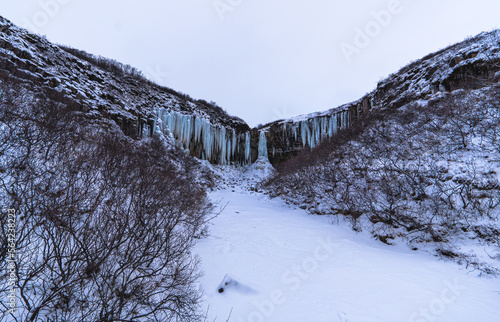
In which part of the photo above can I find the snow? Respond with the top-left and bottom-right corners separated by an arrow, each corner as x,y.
277,103 -> 350,124
246,157 -> 274,181
194,166 -> 500,322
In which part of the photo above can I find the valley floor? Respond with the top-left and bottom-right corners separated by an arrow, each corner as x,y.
194,166 -> 500,322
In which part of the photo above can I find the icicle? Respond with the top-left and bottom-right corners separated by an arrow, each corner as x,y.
258,130 -> 268,159
154,106 -> 351,165
220,127 -> 226,164
300,121 -> 307,147
231,131 -> 237,162
141,122 -> 151,138
313,118 -> 320,147
245,132 -> 251,164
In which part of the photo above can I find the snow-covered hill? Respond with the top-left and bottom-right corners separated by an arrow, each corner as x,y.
0,15 -> 259,164
264,83 -> 500,275
0,15 -> 247,131
251,31 -> 500,278
259,29 -> 500,164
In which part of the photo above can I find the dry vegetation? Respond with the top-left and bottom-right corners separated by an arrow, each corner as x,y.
264,86 -> 500,274
0,78 -> 211,321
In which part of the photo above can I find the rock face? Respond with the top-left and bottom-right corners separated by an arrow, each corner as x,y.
262,110 -> 350,164
259,30 -> 500,165
1,14 -> 500,165
0,15 -> 254,164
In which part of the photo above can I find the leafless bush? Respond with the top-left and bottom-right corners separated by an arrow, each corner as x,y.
0,79 -> 210,321
265,85 -> 500,273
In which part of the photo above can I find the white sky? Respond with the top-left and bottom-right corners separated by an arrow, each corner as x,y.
1,0 -> 499,126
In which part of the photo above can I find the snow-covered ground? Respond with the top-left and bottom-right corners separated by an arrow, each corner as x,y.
194,163 -> 500,322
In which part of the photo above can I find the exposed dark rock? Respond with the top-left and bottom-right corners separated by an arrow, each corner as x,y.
1,14 -> 500,166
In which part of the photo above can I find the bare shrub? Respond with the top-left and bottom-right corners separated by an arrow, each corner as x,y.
264,85 -> 500,273
0,79 -> 210,321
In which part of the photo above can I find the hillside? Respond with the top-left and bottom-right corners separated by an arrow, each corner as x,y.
0,74 -> 219,320
0,16 -> 223,321
0,16 -> 248,137
259,29 -> 500,164
263,34 -> 500,274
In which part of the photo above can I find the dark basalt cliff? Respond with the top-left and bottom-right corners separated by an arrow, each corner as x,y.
0,15 -> 258,164
1,14 -> 500,165
0,16 -> 248,132
260,30 -> 500,165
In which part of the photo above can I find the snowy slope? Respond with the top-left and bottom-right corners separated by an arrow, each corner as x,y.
0,15 -> 248,136
0,15 -> 262,164
194,167 -> 500,322
264,85 -> 500,276
258,30 -> 500,165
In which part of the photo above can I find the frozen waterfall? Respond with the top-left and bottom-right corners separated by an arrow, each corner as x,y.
151,107 -> 351,165
294,109 -> 349,148
154,109 -> 252,165
258,131 -> 268,159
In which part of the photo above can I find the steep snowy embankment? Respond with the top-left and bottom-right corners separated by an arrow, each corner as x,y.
194,166 -> 500,322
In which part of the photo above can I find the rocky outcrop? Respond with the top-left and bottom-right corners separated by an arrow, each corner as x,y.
2,15 -> 500,166
0,16 -> 253,164
260,30 -> 500,165
261,109 -> 350,164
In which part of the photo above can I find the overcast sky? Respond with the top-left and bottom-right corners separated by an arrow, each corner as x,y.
2,1 -> 500,126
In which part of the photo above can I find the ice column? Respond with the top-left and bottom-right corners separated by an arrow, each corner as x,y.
297,110 -> 347,148
244,132 -> 251,164
155,108 -> 254,165
258,130 -> 268,159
